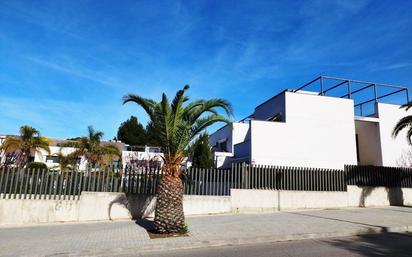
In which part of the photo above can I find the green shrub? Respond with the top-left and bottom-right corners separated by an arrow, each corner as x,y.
179,224 -> 189,235
26,162 -> 48,172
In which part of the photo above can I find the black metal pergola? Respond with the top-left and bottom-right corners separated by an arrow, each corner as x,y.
293,76 -> 410,116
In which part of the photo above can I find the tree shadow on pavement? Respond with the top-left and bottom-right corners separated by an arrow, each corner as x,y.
325,233 -> 412,257
108,194 -> 156,220
135,218 -> 155,231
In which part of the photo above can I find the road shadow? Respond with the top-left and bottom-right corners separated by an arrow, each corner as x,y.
325,232 -> 412,257
289,211 -> 389,231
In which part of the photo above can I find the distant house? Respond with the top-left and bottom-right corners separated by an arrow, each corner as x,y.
210,76 -> 411,169
0,135 -> 163,170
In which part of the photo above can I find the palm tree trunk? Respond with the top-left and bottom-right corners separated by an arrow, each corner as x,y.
154,169 -> 185,233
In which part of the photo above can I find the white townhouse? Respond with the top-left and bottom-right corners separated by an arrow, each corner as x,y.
210,76 -> 412,169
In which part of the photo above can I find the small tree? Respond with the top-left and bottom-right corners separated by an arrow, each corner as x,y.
26,162 -> 48,171
61,126 -> 121,168
117,116 -> 147,146
191,134 -> 214,168
57,152 -> 78,172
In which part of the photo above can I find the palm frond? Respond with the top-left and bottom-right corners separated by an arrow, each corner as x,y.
185,98 -> 233,124
122,94 -> 157,120
407,127 -> 412,145
0,137 -> 23,153
20,125 -> 40,141
33,136 -> 51,154
392,115 -> 412,138
101,144 -> 122,158
191,114 -> 231,139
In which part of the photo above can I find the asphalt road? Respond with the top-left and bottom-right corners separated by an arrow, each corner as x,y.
114,233 -> 412,257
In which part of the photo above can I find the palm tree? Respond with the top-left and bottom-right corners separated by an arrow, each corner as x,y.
57,152 -> 78,172
123,85 -> 232,233
61,126 -> 121,168
392,102 -> 412,144
0,125 -> 50,166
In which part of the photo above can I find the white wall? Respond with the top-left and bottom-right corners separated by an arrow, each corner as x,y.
231,186 -> 412,212
213,152 -> 234,168
2,186 -> 412,225
0,193 -> 231,226
231,189 -> 349,212
377,103 -> 412,167
250,92 -> 358,169
232,122 -> 250,145
355,118 -> 383,165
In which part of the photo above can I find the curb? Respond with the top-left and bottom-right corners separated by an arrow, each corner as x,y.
65,225 -> 412,256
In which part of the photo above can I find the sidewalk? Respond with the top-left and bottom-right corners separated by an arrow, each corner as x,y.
1,207 -> 412,257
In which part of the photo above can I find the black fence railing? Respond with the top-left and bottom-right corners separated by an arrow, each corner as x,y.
345,165 -> 412,188
1,164 -> 412,200
0,167 -> 122,200
183,164 -> 347,195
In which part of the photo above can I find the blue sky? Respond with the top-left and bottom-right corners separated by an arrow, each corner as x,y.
0,0 -> 411,140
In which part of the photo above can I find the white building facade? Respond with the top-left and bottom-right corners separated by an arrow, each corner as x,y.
210,77 -> 411,169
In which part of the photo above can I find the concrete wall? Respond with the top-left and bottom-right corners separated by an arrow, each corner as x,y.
0,196 -> 79,225
377,103 -> 412,167
0,193 -> 231,226
249,92 -> 358,169
347,186 -> 412,207
2,185 -> 411,226
183,195 -> 231,215
231,189 -> 348,212
231,186 -> 412,213
355,118 -> 383,165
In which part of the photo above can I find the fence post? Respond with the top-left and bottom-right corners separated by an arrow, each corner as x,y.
241,163 -> 245,189
23,168 -> 30,199
0,166 -> 5,196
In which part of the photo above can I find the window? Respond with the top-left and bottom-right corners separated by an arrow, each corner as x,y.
218,141 -> 227,152
46,155 -> 59,163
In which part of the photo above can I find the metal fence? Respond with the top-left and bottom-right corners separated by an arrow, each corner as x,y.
0,167 -> 122,200
122,167 -> 162,195
345,165 -> 412,188
183,164 -> 347,195
2,164 -> 412,200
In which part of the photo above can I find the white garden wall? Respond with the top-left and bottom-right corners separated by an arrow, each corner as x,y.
231,186 -> 412,213
1,186 -> 411,226
0,193 -> 231,226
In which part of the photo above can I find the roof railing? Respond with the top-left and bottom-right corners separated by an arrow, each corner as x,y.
294,76 -> 409,116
